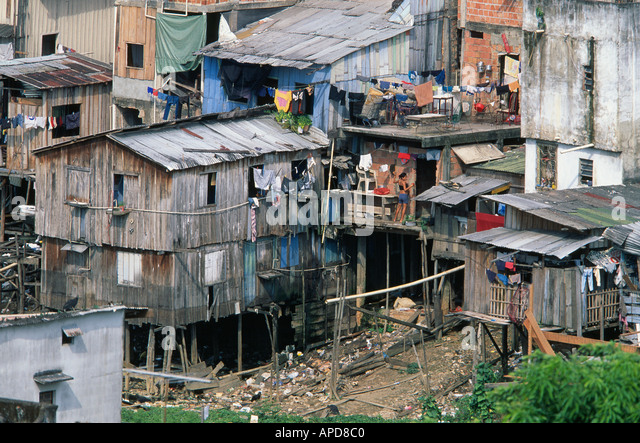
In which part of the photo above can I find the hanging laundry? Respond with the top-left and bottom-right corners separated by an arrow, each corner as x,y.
35,117 -> 47,129
398,152 -> 411,164
23,116 -> 37,131
253,168 -> 276,190
48,116 -> 57,129
495,85 -> 510,95
486,269 -> 496,283
274,89 -> 292,112
505,261 -> 516,271
329,85 -> 346,105
281,177 -> 291,194
496,274 -> 509,286
291,89 -> 308,115
508,81 -> 520,92
358,153 -> 372,172
508,274 -> 521,286
251,207 -> 257,242
414,81 -> 433,107
163,95 -> 180,120
12,114 -> 23,128
65,112 -> 80,130
504,56 -> 520,79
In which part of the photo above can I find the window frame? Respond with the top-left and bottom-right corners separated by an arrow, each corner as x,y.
126,43 -> 144,69
117,251 -> 143,287
52,104 -> 81,139
579,158 -> 594,186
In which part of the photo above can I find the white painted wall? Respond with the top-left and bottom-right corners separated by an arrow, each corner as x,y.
0,308 -> 124,423
525,139 -> 623,193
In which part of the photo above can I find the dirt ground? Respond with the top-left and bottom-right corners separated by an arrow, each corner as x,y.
123,313 -> 515,421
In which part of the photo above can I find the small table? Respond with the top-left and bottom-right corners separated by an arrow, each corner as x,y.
406,113 -> 447,131
351,191 -> 399,221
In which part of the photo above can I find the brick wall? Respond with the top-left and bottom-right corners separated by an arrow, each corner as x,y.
462,0 -> 523,28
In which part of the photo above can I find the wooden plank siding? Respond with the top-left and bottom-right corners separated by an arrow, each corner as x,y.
464,240 -> 588,332
114,5 -> 157,82
36,133 -> 331,326
5,84 -> 112,171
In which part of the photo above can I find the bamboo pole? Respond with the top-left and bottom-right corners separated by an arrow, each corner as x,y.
325,264 -> 465,305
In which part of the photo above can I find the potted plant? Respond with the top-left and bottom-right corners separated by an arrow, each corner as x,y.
295,115 -> 313,134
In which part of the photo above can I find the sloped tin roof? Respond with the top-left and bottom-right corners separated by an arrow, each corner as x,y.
414,175 -> 510,207
196,0 -> 413,69
108,114 -> 330,172
482,185 -> 640,231
459,227 -> 602,259
0,53 -> 112,90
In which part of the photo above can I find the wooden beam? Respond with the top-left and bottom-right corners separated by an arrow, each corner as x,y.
349,305 -> 431,333
543,331 -> 640,354
523,310 -> 555,356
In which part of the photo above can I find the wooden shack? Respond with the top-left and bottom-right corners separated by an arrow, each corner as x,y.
33,108 -> 340,335
0,53 -> 112,172
460,185 -> 640,336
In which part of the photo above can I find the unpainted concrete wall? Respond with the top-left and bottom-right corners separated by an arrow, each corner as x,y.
521,0 -> 640,183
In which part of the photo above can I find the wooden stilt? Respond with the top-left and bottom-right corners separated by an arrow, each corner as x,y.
190,323 -> 198,365
385,233 -> 390,332
146,326 -> 156,395
237,313 -> 243,373
0,179 -> 6,243
355,236 -> 366,327
124,323 -> 131,391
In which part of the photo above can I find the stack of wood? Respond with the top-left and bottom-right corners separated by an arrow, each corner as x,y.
0,236 -> 41,315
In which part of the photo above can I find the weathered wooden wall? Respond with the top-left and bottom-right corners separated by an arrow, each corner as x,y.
532,266 -> 582,331
36,135 -> 336,326
6,84 -> 112,171
114,5 -> 157,82
463,241 -> 495,314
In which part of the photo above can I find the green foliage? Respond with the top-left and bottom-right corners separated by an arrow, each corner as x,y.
489,344 -> 640,423
447,362 -> 500,423
122,405 -> 418,424
401,362 -> 421,375
418,395 -> 441,422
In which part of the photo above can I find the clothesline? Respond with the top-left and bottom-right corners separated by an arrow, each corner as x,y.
0,112 -> 80,133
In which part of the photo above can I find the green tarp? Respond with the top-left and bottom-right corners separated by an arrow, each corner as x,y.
155,13 -> 206,74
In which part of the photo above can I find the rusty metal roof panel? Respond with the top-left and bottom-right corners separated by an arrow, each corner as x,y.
197,0 -> 413,68
414,175 -> 510,207
459,227 -> 602,259
108,114 -> 329,172
0,53 -> 112,90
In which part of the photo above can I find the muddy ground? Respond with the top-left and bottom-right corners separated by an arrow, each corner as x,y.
123,312 -> 520,421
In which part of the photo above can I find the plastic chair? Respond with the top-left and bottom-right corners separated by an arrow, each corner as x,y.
356,166 -> 377,192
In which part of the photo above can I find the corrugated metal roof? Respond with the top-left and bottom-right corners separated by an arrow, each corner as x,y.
0,53 -> 112,90
459,227 -> 602,259
452,143 -> 505,165
483,185 -> 640,231
196,0 -> 413,69
414,175 -> 510,207
108,114 -> 329,172
604,221 -> 640,256
468,147 -> 526,175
